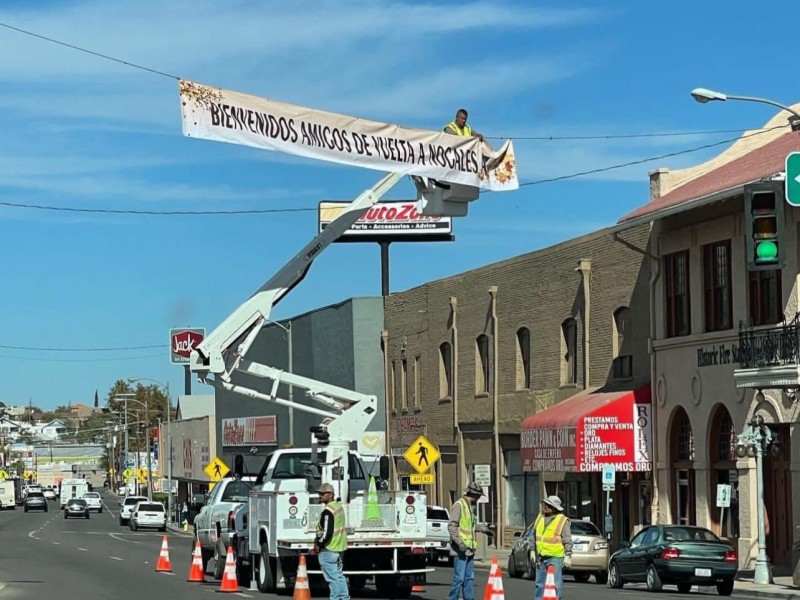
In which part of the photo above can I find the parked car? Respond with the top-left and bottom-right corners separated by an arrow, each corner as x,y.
426,505 -> 452,565
565,520 -> 608,584
82,492 -> 103,512
119,495 -> 148,526
508,520 -> 536,579
607,524 -> 737,596
64,498 -> 90,519
24,491 -> 48,513
129,501 -> 167,532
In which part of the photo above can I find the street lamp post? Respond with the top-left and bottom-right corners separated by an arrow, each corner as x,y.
128,377 -> 172,520
735,412 -> 778,585
691,88 -> 800,131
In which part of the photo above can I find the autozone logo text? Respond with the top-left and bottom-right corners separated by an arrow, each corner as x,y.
359,204 -> 442,223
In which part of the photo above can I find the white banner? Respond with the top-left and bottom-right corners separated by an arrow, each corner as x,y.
179,79 -> 518,191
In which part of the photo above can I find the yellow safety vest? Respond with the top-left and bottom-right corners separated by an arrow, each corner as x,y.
444,121 -> 472,137
318,500 -> 348,552
456,497 -> 477,550
534,514 -> 567,558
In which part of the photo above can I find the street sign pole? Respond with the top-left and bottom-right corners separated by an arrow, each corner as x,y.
786,152 -> 800,207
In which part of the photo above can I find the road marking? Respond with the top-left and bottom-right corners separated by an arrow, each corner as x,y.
51,541 -> 61,545
110,556 -> 124,561
76,547 -> 88,552
109,533 -> 139,544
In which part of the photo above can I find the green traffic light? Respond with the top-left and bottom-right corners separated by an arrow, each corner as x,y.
756,240 -> 778,261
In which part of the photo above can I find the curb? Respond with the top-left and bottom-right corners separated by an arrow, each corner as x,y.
735,590 -> 800,600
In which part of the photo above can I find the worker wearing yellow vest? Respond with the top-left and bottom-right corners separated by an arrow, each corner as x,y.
443,108 -> 485,142
312,483 -> 349,600
447,482 -> 495,600
532,496 -> 573,600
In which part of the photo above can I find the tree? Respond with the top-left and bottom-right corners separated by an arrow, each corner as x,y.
94,389 -> 99,408
106,379 -> 171,444
73,413 -> 111,444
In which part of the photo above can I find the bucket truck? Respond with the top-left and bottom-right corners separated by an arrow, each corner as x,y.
189,172 -> 481,595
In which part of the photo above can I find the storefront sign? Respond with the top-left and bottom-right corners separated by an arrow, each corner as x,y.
221,416 -> 277,446
697,342 -> 742,367
520,386 -> 653,473
390,415 -> 426,449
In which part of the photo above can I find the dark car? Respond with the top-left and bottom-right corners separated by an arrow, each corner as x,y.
24,491 -> 48,512
608,525 -> 737,596
64,498 -> 90,519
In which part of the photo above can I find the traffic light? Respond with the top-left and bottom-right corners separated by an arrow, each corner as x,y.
309,425 -> 330,447
744,182 -> 784,271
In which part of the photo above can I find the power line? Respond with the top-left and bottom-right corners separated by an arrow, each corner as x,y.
0,21 -> 178,80
0,353 -> 164,363
489,126 -> 780,141
0,200 -> 316,216
0,343 -> 165,352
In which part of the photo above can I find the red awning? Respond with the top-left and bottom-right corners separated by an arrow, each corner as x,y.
520,385 -> 652,473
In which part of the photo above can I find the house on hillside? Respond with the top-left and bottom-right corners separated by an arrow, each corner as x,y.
35,419 -> 69,441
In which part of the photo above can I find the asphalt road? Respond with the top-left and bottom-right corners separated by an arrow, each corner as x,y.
0,490 -> 766,599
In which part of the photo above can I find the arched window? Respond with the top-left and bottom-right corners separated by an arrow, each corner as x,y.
561,318 -> 577,385
439,342 -> 453,399
475,334 -> 490,394
516,327 -> 531,390
709,406 -> 737,538
670,407 -> 695,525
612,307 -> 632,379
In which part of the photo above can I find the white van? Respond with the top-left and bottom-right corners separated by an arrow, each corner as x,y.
59,479 -> 89,508
0,481 -> 16,509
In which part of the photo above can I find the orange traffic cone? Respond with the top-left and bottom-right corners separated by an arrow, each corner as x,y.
293,554 -> 311,600
188,539 -> 205,582
491,567 -> 505,600
483,556 -> 499,600
155,535 -> 173,572
217,546 -> 239,593
542,564 -> 558,600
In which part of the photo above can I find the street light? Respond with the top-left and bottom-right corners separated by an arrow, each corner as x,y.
690,88 -> 800,131
265,320 -> 294,446
735,409 -> 779,584
128,377 -> 172,519
124,396 -> 151,500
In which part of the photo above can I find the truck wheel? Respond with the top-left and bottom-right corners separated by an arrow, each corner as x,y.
256,542 -> 275,593
349,576 -> 367,592
213,545 -> 226,580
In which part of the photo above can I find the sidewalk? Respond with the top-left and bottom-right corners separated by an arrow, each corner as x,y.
166,521 -> 194,538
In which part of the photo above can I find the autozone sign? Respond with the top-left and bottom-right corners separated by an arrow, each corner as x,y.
318,200 -> 453,240
170,328 -> 206,364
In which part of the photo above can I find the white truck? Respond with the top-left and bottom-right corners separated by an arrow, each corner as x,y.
59,479 -> 89,508
189,172 -> 480,595
192,476 -> 255,579
0,480 -> 16,509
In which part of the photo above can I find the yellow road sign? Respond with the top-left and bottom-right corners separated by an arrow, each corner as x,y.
122,468 -> 133,481
136,467 -> 148,479
410,473 -> 435,485
403,435 -> 440,475
0,469 -> 8,480
23,470 -> 35,480
204,457 -> 230,482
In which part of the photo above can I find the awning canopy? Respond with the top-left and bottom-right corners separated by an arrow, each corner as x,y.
520,385 -> 652,473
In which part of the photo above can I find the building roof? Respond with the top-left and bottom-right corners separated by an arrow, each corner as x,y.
619,130 -> 800,224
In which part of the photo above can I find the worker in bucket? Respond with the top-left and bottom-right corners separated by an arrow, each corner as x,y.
312,482 -> 349,600
447,482 -> 494,600
443,108 -> 485,142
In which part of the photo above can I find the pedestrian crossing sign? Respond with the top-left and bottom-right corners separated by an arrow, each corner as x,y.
403,435 -> 440,474
122,468 -> 133,481
204,457 -> 229,482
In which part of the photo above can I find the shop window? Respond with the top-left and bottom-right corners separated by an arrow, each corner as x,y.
717,411 -> 735,462
503,450 -> 539,527
670,407 -> 696,525
400,358 -> 408,410
676,470 -> 694,525
612,307 -> 632,379
412,356 -> 421,409
439,342 -> 453,399
515,327 -> 531,390
703,240 -> 732,332
561,318 -> 578,385
475,334 -> 490,394
664,250 -> 691,337
749,269 -> 782,326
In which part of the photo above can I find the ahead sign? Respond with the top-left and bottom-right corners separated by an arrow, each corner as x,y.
785,152 -> 800,207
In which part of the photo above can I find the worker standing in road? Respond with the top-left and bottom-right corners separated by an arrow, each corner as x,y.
532,496 -> 573,600
312,483 -> 349,600
448,482 -> 494,600
443,108 -> 485,142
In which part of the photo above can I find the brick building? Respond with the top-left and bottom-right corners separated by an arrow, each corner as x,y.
383,224 -> 652,545
615,104 -> 800,571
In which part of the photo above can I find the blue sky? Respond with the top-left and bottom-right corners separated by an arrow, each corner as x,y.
0,1 -> 796,409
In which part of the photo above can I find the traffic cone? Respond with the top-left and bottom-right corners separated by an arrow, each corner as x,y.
155,535 -> 173,572
491,567 -> 505,600
542,564 -> 558,600
483,556 -> 499,600
293,554 -> 311,600
188,539 -> 205,582
217,546 -> 239,593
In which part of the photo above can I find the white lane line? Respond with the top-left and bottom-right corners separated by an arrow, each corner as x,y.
110,556 -> 124,561
76,547 -> 88,552
51,541 -> 61,545
109,532 -> 139,544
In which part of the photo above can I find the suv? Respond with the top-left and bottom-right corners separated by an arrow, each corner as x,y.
119,495 -> 148,526
83,492 -> 103,512
24,491 -> 48,513
426,505 -> 452,565
129,501 -> 167,532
